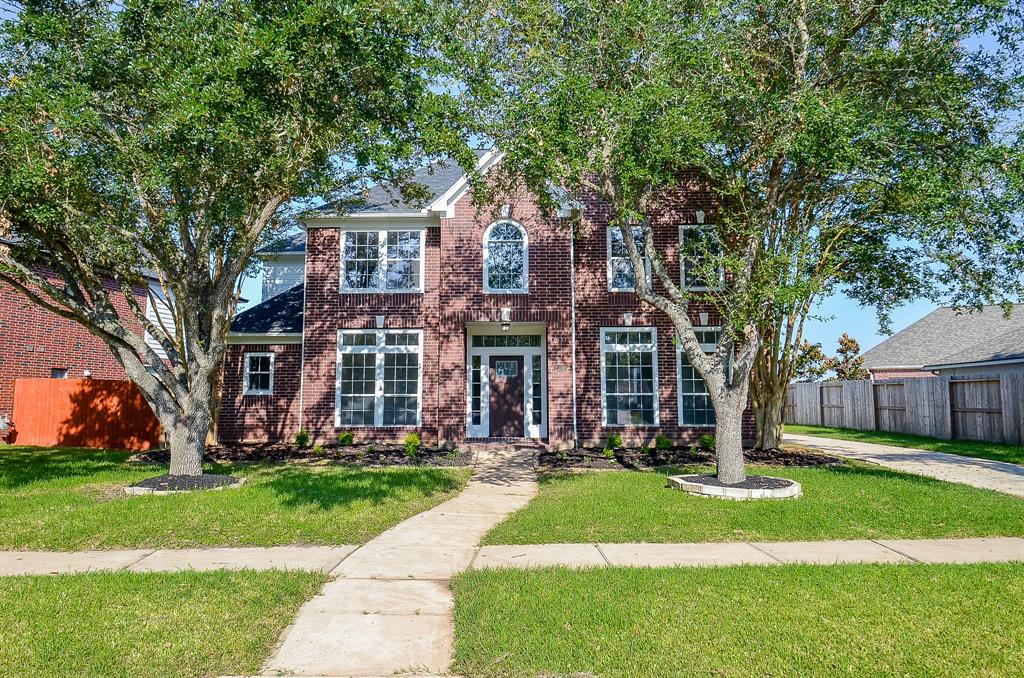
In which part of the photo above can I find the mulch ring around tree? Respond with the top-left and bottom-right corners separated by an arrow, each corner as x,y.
130,442 -> 473,467
537,443 -> 842,472
125,473 -> 242,495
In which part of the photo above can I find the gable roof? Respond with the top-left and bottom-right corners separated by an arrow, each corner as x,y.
861,304 -> 1024,371
309,150 -> 490,219
923,325 -> 1024,369
230,283 -> 304,334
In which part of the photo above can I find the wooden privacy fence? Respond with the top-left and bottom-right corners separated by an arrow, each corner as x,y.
786,375 -> 1024,445
11,378 -> 161,450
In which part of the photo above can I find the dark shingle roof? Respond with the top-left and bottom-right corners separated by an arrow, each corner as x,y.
923,326 -> 1024,368
259,231 -> 307,255
309,152 -> 485,218
230,284 -> 304,334
862,305 -> 1024,370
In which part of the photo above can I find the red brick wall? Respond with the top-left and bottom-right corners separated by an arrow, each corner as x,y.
219,343 -> 303,442
871,369 -> 935,380
0,267 -> 147,417
228,174 -> 755,448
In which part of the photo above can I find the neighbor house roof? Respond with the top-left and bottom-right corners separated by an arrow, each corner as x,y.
230,283 -> 304,335
258,231 -> 307,255
861,304 -> 1024,372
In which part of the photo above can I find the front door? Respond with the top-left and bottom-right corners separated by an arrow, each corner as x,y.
489,355 -> 525,437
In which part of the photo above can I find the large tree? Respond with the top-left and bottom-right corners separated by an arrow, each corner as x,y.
452,0 -> 1024,482
0,0 -> 468,476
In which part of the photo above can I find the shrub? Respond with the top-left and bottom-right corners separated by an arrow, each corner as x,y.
404,432 -> 422,458
311,442 -> 324,454
605,433 -> 623,450
654,434 -> 673,450
700,433 -> 716,451
294,429 -> 310,448
602,447 -> 616,459
337,431 -> 355,446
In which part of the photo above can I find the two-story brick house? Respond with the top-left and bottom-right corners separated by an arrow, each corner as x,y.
219,151 -> 750,449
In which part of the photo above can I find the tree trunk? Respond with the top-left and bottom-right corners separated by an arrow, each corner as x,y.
712,392 -> 747,484
753,387 -> 786,450
166,405 -> 210,476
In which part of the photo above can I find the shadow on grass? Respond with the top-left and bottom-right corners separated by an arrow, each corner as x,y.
260,466 -> 464,512
0,446 -> 137,489
551,460 -> 964,490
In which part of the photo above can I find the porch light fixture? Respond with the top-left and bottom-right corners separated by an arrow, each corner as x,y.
695,210 -> 706,224
699,312 -> 710,326
500,307 -> 512,332
623,312 -> 634,327
501,204 -> 511,219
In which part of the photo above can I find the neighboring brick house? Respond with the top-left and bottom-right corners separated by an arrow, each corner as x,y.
861,305 -> 1024,380
221,151 -> 753,448
0,260 -> 153,417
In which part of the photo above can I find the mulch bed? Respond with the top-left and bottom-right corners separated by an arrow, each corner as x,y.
129,473 -> 241,492
131,441 -> 473,467
538,443 -> 841,471
675,473 -> 796,490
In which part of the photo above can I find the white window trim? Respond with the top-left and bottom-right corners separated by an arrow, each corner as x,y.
679,224 -> 725,292
677,326 -> 719,427
482,219 -> 529,294
243,352 -> 275,396
599,326 -> 660,427
607,225 -> 652,292
465,327 -> 547,439
339,229 -> 425,294
335,329 -> 423,428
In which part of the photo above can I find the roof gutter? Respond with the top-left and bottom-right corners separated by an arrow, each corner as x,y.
923,357 -> 1024,371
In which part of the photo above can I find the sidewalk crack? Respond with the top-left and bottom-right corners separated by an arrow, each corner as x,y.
871,539 -> 919,563
747,542 -> 784,565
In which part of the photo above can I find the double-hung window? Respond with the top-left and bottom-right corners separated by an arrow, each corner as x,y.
337,329 -> 422,427
601,328 -> 659,426
680,225 -> 723,290
678,327 -> 719,426
341,229 -> 423,292
608,225 -> 652,291
483,220 -> 528,292
244,352 -> 274,396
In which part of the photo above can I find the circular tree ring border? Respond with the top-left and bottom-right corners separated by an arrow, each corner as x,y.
667,474 -> 801,501
124,476 -> 246,496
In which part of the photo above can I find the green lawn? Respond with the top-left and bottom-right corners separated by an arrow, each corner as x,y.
0,446 -> 469,550
0,569 -> 324,677
452,563 -> 1024,677
482,463 -> 1024,544
786,423 -> 1024,465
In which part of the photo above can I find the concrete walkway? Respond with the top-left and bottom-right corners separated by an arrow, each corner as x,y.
785,433 -> 1024,498
261,448 -> 537,677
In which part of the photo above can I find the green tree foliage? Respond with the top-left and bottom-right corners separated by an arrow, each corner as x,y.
0,0 -> 468,475
793,341 -> 830,383
451,0 -> 1024,478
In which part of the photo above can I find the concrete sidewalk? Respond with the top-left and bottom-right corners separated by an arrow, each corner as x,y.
472,537 -> 1024,568
0,545 -> 356,576
785,433 -> 1024,498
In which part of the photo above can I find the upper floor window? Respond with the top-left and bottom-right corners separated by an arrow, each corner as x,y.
244,352 -> 274,396
341,229 -> 423,293
484,220 -> 528,293
680,225 -> 723,290
608,225 -> 651,292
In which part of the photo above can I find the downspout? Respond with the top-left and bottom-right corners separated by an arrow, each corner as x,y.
297,235 -> 310,436
569,221 -> 579,449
